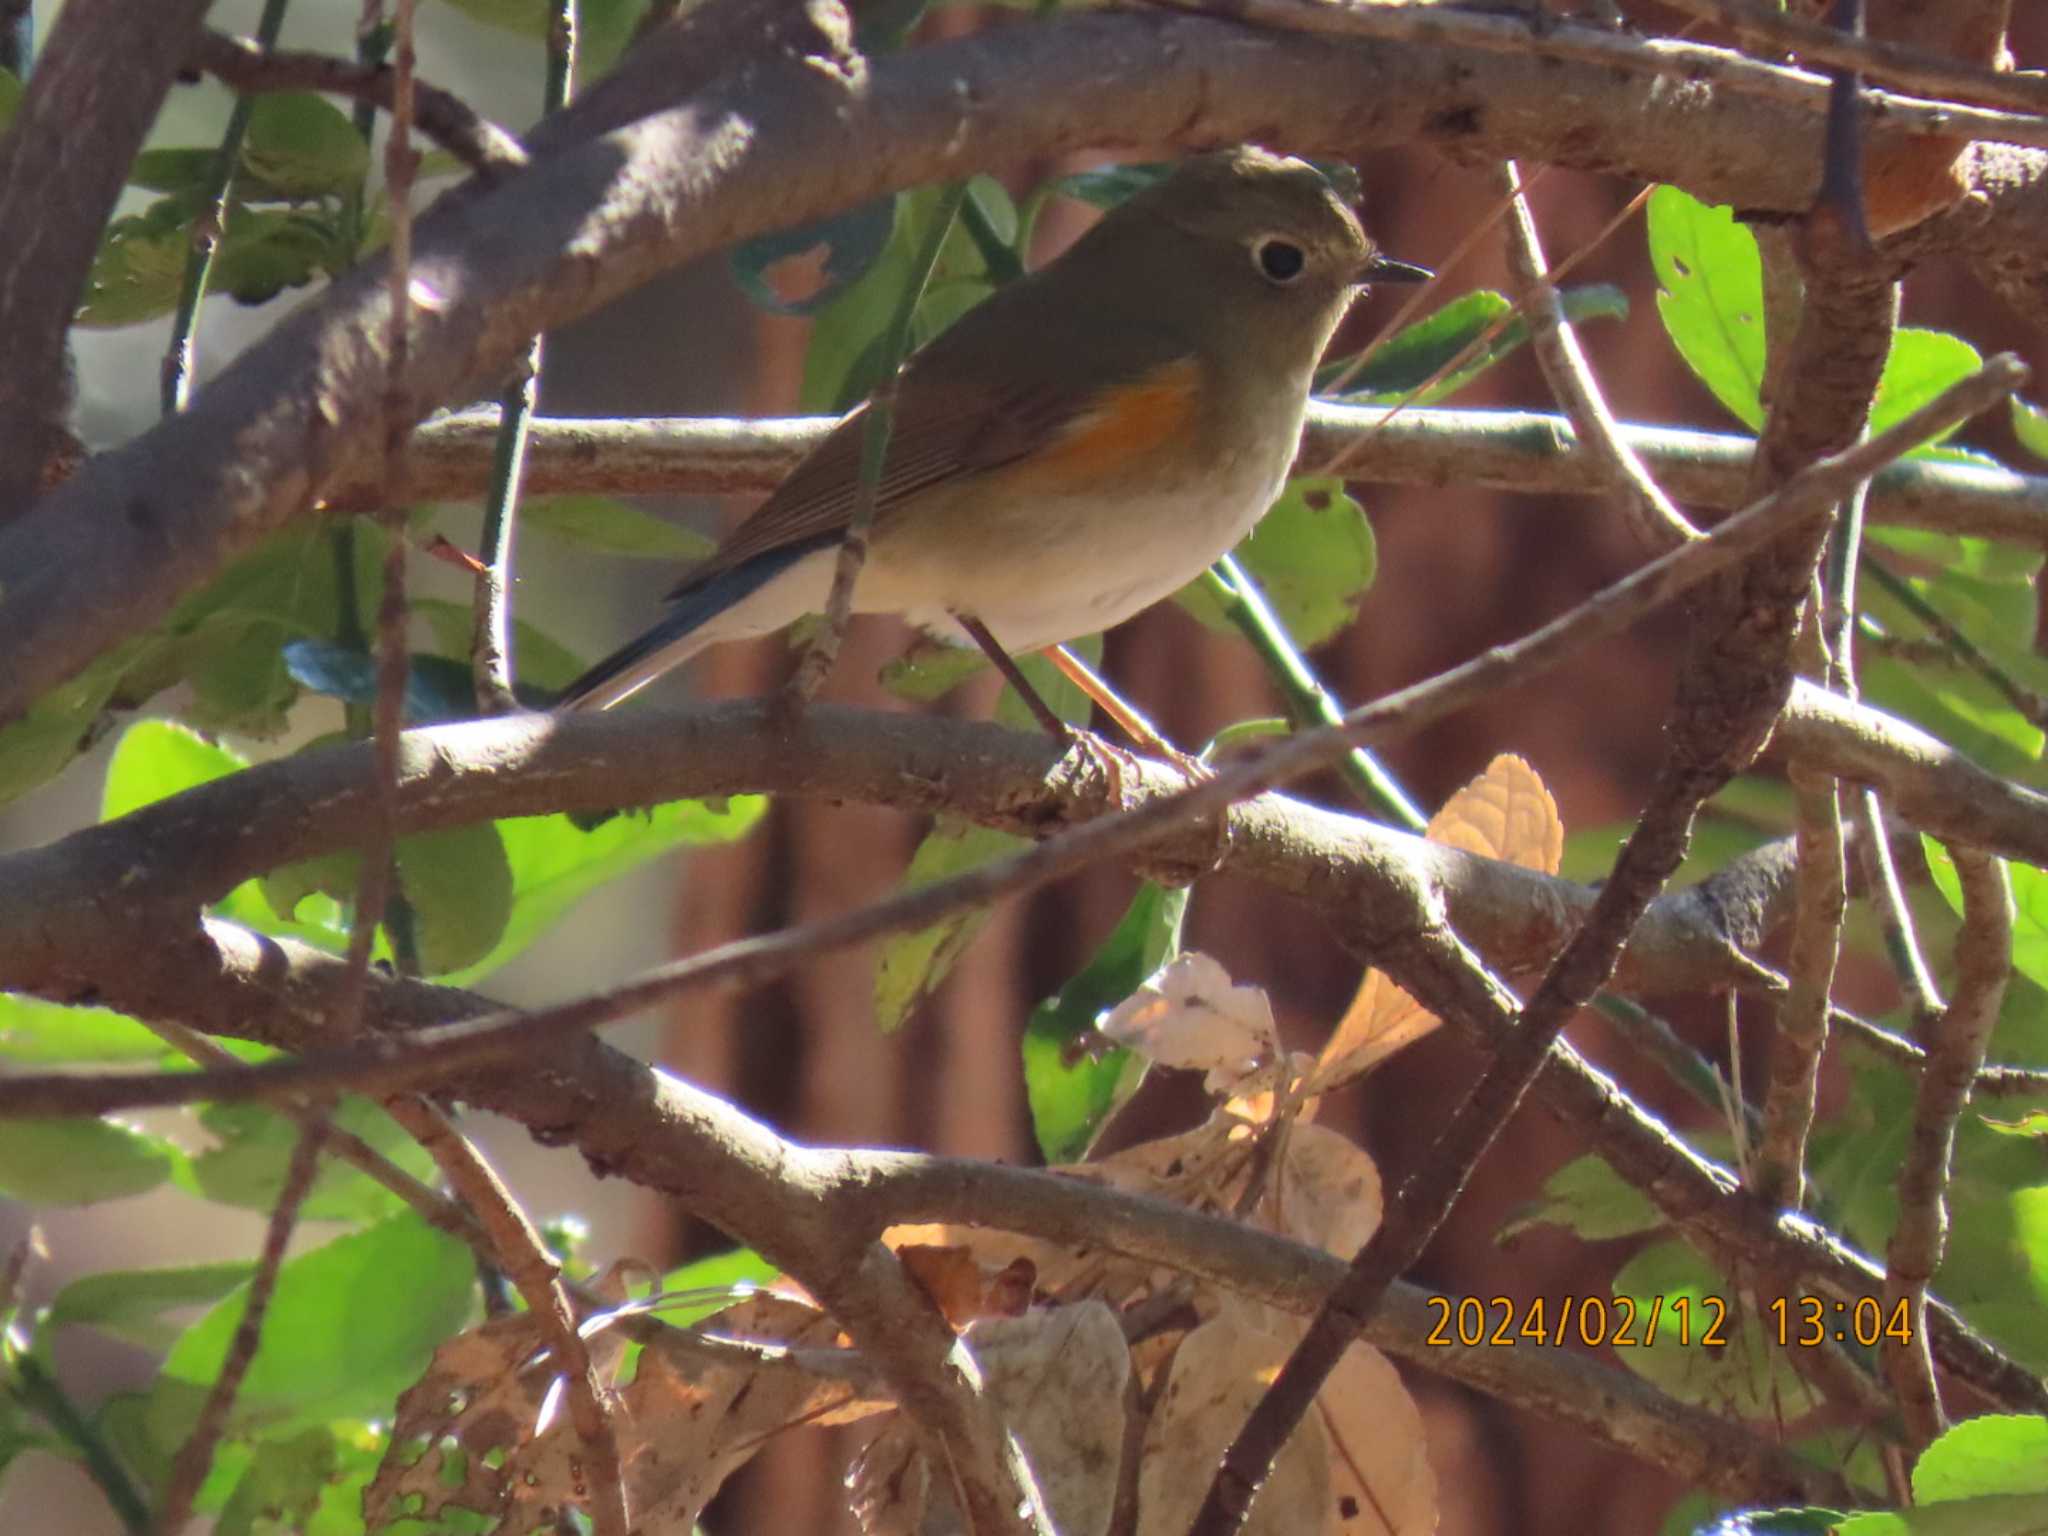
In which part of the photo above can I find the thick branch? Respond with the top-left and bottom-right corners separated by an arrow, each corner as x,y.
0,0 -> 214,515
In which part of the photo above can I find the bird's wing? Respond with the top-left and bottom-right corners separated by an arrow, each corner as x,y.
671,291 -> 1197,600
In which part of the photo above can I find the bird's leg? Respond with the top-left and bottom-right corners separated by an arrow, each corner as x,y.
953,613 -> 1074,741
1044,643 -> 1209,776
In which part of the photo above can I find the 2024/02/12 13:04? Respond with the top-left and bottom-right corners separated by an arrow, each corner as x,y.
1422,1293 -> 1915,1348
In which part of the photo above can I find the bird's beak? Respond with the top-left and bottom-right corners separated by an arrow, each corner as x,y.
1359,255 -> 1433,285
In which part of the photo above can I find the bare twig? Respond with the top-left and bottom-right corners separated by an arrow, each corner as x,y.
1657,0 -> 2044,117
187,29 -> 526,176
469,0 -> 573,713
135,1015 -> 487,1248
1494,160 -> 1696,552
1833,1005 -> 2048,1094
1754,753 -> 1846,1209
371,404 -> 2048,546
1885,846 -> 2011,1448
383,1095 -> 630,1536
161,0 -> 292,417
154,1113 -> 329,1534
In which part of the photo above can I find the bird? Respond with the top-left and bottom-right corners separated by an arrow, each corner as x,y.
555,145 -> 1427,732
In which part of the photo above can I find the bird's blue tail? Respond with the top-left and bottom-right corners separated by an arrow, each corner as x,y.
554,540 -> 826,711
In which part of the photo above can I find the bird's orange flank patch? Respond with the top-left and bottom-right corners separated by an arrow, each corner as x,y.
1012,356 -> 1203,489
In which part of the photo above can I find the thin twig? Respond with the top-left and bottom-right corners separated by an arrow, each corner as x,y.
1830,1005 -> 2048,1094
334,0 -> 419,1037
1855,786 -> 1945,1026
785,183 -> 967,707
161,0 -> 291,417
375,404 -> 2048,546
1494,160 -> 1696,552
154,1112 -> 329,1534
1865,558 -> 2048,728
469,0 -> 574,713
1885,846 -> 2011,1448
383,1095 -> 630,1536
1755,751 -> 1845,1209
187,29 -> 526,176
135,1015 -> 488,1248
1657,0 -> 2048,117
0,360 -> 2017,1114
9,1353 -> 152,1535
1203,555 -> 1425,830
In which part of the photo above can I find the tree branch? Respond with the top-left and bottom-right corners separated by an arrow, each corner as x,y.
0,0 -> 215,515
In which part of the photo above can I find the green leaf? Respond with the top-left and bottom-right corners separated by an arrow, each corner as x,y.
1865,526 -> 2044,584
109,519 -> 393,738
102,718 -> 245,821
731,197 -> 897,317
1862,657 -> 2043,782
441,793 -> 767,987
0,994 -> 166,1064
653,1248 -> 781,1328
1647,186 -> 1767,429
0,67 -> 20,134
101,722 -> 351,950
127,147 -> 219,196
801,185 -> 1003,412
1610,1239 -> 1816,1420
1023,882 -> 1187,1162
2011,397 -> 2048,462
1054,161 -> 1173,209
1915,1415 -> 2048,1501
0,1118 -> 182,1206
152,1214 -> 473,1444
76,199 -> 193,327
1872,329 -> 1982,442
1924,840 -> 2047,992
0,645 -> 128,806
215,1426 -> 343,1536
873,817 -> 1027,1033
49,1263 -> 258,1352
879,640 -> 991,703
177,1097 -> 437,1224
212,207 -> 342,308
1497,1154 -> 1664,1243
1836,1496 -> 2048,1535
1327,285 -> 1627,405
1172,477 -> 1376,649
517,495 -> 715,561
240,94 -> 370,198
393,821 -> 516,976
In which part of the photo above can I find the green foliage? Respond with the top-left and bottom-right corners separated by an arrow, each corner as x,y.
152,1215 -> 474,1443
0,1116 -> 184,1206
1497,1153 -> 1663,1244
800,177 -> 1018,411
1326,284 -> 1629,405
1649,186 -> 1985,445
1022,881 -> 1187,1162
1608,1239 -> 1816,1421
513,495 -> 716,562
1173,476 -> 1376,648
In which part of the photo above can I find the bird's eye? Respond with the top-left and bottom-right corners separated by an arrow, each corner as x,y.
1253,237 -> 1306,284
